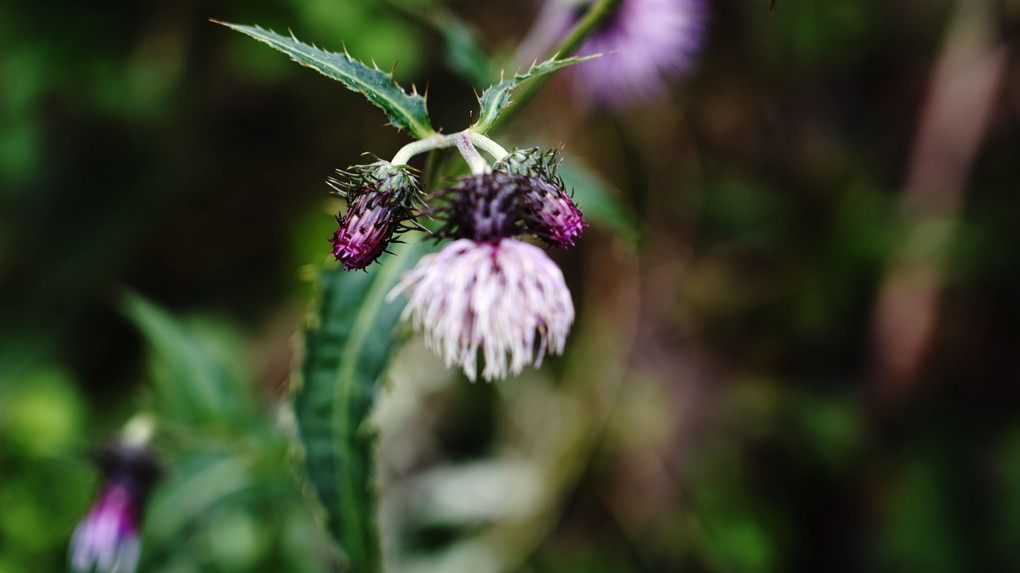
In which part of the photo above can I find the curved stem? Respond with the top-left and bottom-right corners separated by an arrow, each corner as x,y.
391,134 -> 450,166
453,132 -> 490,174
390,130 -> 506,171
466,131 -> 509,161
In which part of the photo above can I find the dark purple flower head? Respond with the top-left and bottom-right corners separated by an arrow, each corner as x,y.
576,0 -> 707,107
328,161 -> 421,270
494,148 -> 585,249
69,444 -> 162,573
431,172 -> 533,243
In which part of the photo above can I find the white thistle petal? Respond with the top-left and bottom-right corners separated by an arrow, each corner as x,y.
390,238 -> 574,381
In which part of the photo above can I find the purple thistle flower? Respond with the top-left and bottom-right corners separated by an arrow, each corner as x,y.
519,0 -> 706,108
389,238 -> 574,381
495,148 -> 585,248
328,161 -> 422,270
69,444 -> 161,573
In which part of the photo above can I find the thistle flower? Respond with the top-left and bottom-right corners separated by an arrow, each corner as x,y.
576,0 -> 706,106
495,148 -> 584,248
69,444 -> 161,573
389,169 -> 578,381
390,238 -> 574,381
328,161 -> 421,270
518,0 -> 706,108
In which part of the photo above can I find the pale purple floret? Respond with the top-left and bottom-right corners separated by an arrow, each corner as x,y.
389,238 -> 575,382
577,0 -> 706,107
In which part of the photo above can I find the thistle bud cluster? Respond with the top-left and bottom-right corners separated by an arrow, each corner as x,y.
330,131 -> 585,381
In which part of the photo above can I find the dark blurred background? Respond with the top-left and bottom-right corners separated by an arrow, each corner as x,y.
2,0 -> 1019,571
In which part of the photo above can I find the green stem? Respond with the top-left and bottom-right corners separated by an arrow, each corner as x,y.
454,132 -> 490,174
488,0 -> 623,133
466,130 -> 509,161
390,130 -> 507,173
391,134 -> 449,165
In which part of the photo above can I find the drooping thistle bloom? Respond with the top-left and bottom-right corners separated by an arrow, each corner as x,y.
518,0 -> 707,108
494,147 -> 584,248
328,160 -> 422,270
390,170 -> 576,382
69,443 -> 161,573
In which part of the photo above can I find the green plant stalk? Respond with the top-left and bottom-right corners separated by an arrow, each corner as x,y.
294,237 -> 426,573
487,0 -> 623,133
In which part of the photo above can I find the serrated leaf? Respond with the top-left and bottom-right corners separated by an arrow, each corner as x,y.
472,55 -> 598,133
292,239 -> 425,572
218,22 -> 435,139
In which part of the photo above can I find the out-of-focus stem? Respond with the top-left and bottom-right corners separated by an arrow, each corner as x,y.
867,0 -> 1005,404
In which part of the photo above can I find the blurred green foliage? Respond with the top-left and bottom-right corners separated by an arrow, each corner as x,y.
2,0 -> 1019,572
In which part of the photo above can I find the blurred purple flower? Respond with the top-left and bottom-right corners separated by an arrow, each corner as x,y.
519,0 -> 707,108
69,444 -> 161,573
389,238 -> 574,381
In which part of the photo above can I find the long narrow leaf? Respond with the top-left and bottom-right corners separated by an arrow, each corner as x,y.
218,22 -> 435,139
121,293 -> 252,427
293,240 -> 425,572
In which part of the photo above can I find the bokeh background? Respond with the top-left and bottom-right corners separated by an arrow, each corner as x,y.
2,0 -> 1020,571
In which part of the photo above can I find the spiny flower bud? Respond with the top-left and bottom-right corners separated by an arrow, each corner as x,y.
494,148 -> 585,249
69,443 -> 162,573
430,172 -> 533,243
328,161 -> 422,270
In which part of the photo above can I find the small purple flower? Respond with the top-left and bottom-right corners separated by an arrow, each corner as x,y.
328,161 -> 422,270
390,238 -> 574,381
520,0 -> 707,108
69,444 -> 161,573
495,148 -> 584,248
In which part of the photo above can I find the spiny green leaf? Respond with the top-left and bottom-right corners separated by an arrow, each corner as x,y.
292,239 -> 425,572
472,55 -> 599,134
217,22 -> 435,139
